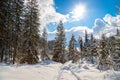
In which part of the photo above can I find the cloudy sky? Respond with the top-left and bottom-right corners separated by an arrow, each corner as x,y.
39,0 -> 120,42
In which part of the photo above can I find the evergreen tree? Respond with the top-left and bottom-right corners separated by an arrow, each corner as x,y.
112,34 -> 120,70
84,30 -> 90,57
78,37 -> 83,52
98,34 -> 108,60
78,36 -> 83,60
22,0 -> 40,64
0,0 -> 15,63
68,34 -> 78,62
116,28 -> 120,36
41,28 -> 50,61
97,34 -> 115,70
0,1 -> 7,62
12,0 -> 24,64
85,30 -> 89,45
90,34 -> 94,44
112,5 -> 120,70
52,21 -> 66,63
90,34 -> 97,64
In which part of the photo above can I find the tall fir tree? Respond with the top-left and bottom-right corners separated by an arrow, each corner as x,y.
12,0 -> 24,64
22,0 -> 40,64
90,34 -> 94,44
41,28 -> 50,61
90,34 -> 97,64
78,36 -> 83,60
84,30 -> 90,57
0,0 -> 16,63
97,34 -> 110,69
68,34 -> 78,62
99,34 -> 108,60
52,21 -> 66,63
116,28 -> 120,36
113,5 -> 120,70
112,30 -> 120,70
0,1 -> 7,62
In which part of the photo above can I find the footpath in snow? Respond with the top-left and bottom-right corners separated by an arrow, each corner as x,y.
0,60 -> 120,80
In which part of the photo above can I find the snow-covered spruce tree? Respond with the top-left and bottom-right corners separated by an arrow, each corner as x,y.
11,0 -> 25,64
89,34 -> 98,64
78,36 -> 83,60
97,34 -> 115,70
48,40 -> 55,53
41,28 -> 50,61
22,0 -> 40,64
83,30 -> 90,59
0,0 -> 8,62
52,21 -> 66,63
68,34 -> 79,63
0,0 -> 13,63
112,6 -> 120,70
97,34 -> 108,70
111,29 -> 120,70
0,0 -> 21,63
114,39 -> 120,70
116,28 -> 120,36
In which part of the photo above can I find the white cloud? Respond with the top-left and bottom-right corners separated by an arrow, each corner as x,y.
93,14 -> 120,39
66,26 -> 92,33
93,18 -> 106,34
103,14 -> 120,27
48,14 -> 120,41
65,26 -> 93,42
37,0 -> 89,27
48,26 -> 93,42
38,0 -> 68,27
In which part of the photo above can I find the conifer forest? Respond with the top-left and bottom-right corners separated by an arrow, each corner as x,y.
0,0 -> 120,80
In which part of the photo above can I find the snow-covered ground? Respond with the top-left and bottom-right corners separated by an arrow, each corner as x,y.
0,61 -> 120,80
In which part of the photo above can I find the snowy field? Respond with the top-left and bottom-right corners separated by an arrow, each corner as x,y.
0,61 -> 120,80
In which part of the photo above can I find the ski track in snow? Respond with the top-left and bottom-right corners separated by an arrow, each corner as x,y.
69,69 -> 81,80
0,61 -> 120,80
56,61 -> 77,80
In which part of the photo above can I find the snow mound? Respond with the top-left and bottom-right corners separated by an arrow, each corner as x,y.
82,65 -> 89,70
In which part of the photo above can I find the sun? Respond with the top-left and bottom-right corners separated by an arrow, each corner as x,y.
73,4 -> 86,20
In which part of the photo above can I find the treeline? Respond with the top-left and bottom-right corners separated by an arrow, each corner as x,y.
0,0 -> 40,64
41,21 -> 120,70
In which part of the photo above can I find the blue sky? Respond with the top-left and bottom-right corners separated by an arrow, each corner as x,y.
53,0 -> 119,29
39,0 -> 120,41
